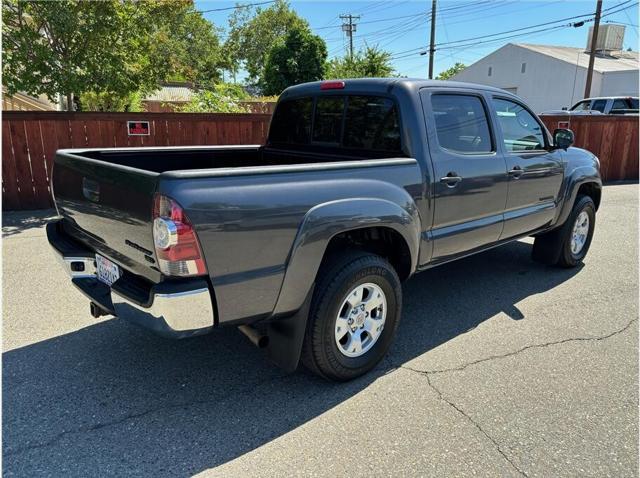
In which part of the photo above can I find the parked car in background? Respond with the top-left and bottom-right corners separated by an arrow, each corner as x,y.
541,96 -> 639,116
47,79 -> 602,381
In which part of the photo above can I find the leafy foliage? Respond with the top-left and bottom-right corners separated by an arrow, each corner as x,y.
224,0 -> 308,86
180,83 -> 250,113
2,0 -> 226,110
149,7 -> 227,88
325,46 -> 396,79
262,24 -> 327,96
436,62 -> 466,80
79,91 -> 143,112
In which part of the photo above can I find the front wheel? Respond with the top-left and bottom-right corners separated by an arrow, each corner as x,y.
301,251 -> 402,381
532,195 -> 596,267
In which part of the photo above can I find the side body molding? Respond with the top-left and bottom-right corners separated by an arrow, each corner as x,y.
272,197 -> 421,317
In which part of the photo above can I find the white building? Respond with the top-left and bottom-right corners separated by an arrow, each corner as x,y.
452,41 -> 639,113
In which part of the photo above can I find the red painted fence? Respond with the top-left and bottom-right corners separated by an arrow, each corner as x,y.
2,111 -> 271,210
1,111 -> 637,211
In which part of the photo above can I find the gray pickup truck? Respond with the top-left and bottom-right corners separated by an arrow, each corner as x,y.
48,79 -> 602,381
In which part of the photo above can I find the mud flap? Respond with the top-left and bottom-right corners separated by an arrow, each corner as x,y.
266,285 -> 314,373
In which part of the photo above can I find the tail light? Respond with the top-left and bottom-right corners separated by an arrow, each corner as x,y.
152,194 -> 207,277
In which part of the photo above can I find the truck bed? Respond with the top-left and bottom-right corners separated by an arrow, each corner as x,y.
52,145 -> 417,300
78,145 -> 402,174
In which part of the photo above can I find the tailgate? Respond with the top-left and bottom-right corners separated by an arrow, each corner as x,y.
52,150 -> 160,282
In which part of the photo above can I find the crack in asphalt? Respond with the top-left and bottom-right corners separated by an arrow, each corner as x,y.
410,318 -> 638,376
397,318 -> 638,478
6,319 -> 637,461
4,373 -> 291,457
424,371 -> 528,477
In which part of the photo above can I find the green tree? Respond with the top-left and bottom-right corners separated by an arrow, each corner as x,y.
2,0 -> 183,110
325,46 -> 396,79
262,24 -> 327,96
2,0 -> 226,111
179,83 -> 249,113
224,0 -> 307,85
149,7 -> 227,88
436,62 -> 466,80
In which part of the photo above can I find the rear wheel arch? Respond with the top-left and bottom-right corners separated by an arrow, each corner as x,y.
272,199 -> 420,317
321,226 -> 413,282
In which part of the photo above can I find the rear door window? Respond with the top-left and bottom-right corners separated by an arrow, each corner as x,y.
612,99 -> 628,110
431,94 -> 493,154
343,96 -> 401,151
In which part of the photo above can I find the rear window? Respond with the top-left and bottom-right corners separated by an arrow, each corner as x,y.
344,97 -> 401,151
269,97 -> 313,144
312,97 -> 345,144
269,95 -> 402,153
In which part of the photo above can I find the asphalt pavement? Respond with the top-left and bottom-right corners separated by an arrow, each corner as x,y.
3,183 -> 638,477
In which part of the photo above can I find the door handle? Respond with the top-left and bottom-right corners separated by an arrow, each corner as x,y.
509,166 -> 523,179
440,172 -> 462,188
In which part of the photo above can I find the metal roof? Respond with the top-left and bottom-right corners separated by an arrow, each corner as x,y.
515,43 -> 639,73
144,84 -> 195,102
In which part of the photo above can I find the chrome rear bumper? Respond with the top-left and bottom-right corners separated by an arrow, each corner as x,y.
47,221 -> 215,338
111,286 -> 215,337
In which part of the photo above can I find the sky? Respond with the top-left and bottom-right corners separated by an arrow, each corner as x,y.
195,0 -> 639,79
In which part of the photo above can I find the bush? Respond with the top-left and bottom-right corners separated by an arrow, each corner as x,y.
180,83 -> 250,113
79,91 -> 143,112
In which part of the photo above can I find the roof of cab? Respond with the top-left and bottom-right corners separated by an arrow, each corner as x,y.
281,77 -> 510,98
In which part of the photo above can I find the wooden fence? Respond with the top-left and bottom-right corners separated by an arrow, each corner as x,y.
2,111 -> 637,211
2,111 -> 271,210
539,114 -> 638,182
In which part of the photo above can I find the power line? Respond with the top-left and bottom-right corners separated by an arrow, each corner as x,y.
387,1 -> 636,60
200,0 -> 275,13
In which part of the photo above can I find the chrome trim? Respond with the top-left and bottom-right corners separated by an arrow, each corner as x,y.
111,287 -> 215,333
54,254 -> 96,279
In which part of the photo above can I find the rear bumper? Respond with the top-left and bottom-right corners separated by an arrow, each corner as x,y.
47,220 -> 215,338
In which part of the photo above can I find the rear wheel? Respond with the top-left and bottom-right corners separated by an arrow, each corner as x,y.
301,251 -> 402,381
532,195 -> 596,267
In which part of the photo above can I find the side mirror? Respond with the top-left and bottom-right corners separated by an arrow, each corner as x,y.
553,128 -> 574,150
561,106 -> 568,111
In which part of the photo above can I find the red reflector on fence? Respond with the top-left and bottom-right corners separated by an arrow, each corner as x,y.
320,81 -> 345,90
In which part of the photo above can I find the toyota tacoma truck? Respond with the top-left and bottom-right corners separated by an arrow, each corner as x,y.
47,79 -> 602,381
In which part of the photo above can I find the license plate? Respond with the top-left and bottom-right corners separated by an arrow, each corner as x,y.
95,254 -> 120,286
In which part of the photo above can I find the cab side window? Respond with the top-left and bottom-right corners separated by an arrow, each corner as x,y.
492,98 -> 545,152
591,99 -> 607,112
571,100 -> 591,111
431,94 -> 493,154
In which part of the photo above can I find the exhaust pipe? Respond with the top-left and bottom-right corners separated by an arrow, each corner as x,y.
238,325 -> 269,348
90,302 -> 108,318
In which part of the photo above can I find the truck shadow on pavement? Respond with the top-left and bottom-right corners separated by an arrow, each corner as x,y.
3,240 -> 582,476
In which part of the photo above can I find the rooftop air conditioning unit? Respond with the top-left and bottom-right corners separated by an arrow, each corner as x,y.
586,24 -> 625,52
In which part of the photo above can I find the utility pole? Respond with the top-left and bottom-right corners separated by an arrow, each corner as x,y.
428,0 -> 437,79
584,0 -> 603,98
340,14 -> 360,59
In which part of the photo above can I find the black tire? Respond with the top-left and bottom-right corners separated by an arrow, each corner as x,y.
532,195 -> 596,268
301,251 -> 402,381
